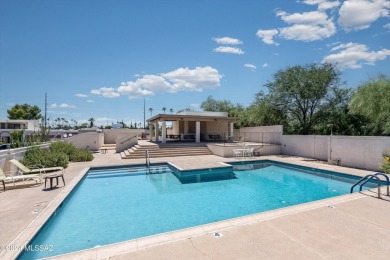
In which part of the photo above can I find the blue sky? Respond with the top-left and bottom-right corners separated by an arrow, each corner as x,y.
1,0 -> 389,127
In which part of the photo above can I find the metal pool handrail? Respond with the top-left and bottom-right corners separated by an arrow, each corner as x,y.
146,149 -> 150,169
350,174 -> 382,198
358,173 -> 389,195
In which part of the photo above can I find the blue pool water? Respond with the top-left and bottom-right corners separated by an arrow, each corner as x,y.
19,161 -> 371,259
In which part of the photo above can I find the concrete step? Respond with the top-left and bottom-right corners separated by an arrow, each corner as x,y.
121,141 -> 212,159
101,144 -> 116,150
122,152 -> 213,159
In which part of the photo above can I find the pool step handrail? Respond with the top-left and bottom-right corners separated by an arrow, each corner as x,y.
350,174 -> 382,198
146,149 -> 150,169
358,173 -> 389,195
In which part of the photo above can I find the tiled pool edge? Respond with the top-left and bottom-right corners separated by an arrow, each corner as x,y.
44,192 -> 367,260
0,167 -> 91,260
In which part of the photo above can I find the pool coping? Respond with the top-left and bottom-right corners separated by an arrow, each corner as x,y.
5,160 -> 376,260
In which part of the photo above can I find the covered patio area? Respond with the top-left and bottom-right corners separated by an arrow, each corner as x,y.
147,111 -> 236,144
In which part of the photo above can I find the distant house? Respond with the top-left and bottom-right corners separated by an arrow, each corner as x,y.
147,111 -> 236,143
0,119 -> 40,131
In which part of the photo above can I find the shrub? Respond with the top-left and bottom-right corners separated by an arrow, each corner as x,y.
22,146 -> 69,168
21,142 -> 93,168
381,149 -> 390,174
69,148 -> 94,162
49,141 -> 94,162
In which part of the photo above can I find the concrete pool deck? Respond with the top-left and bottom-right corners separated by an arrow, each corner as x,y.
0,152 -> 389,259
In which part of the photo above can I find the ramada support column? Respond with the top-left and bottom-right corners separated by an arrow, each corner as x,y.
155,122 -> 159,142
196,121 -> 200,143
229,122 -> 234,140
161,121 -> 166,144
149,123 -> 153,141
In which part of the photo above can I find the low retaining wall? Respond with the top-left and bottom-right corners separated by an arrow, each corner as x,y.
0,143 -> 50,172
207,143 -> 281,158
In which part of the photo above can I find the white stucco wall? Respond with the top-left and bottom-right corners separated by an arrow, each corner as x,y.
103,129 -> 144,144
207,144 -> 281,157
238,126 -> 283,143
281,135 -> 390,171
281,135 -> 328,161
65,133 -> 104,151
0,143 -> 50,172
330,136 -> 390,171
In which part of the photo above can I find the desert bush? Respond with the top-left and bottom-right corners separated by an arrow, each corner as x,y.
381,149 -> 390,174
21,142 -> 93,168
49,141 -> 94,162
69,148 -> 94,162
22,146 -> 69,168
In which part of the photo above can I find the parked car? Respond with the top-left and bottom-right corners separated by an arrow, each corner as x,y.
0,144 -> 11,150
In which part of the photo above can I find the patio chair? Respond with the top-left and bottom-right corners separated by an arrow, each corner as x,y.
9,159 -> 64,175
0,168 -> 43,189
233,149 -> 242,158
245,147 -> 254,157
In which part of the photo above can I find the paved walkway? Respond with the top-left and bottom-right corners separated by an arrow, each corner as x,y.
0,152 -> 389,259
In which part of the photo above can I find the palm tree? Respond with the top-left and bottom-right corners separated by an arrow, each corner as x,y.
162,107 -> 167,114
149,108 -> 153,117
88,118 -> 95,128
170,108 -> 174,114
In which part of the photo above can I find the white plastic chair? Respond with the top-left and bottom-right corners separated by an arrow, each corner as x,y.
246,147 -> 254,157
233,149 -> 242,158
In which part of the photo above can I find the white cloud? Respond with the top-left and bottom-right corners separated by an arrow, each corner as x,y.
323,42 -> 390,69
277,10 -> 329,25
50,103 -> 76,108
338,0 -> 390,31
190,104 -> 200,109
162,66 -> 222,92
86,100 -> 95,103
279,22 -> 336,41
277,10 -> 336,41
213,46 -> 244,54
91,87 -> 120,98
105,66 -> 222,99
302,0 -> 341,10
213,37 -> 243,45
262,63 -> 269,68
257,9 -> 336,44
244,64 -> 257,70
256,29 -> 279,45
384,23 -> 390,30
75,94 -> 88,98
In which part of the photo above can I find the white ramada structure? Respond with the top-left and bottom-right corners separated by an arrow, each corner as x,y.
147,111 -> 236,143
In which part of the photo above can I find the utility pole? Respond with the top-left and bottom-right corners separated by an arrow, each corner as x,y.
143,98 -> 145,129
44,92 -> 47,130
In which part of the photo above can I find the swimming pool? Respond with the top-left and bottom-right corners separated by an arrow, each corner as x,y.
19,160 -> 374,259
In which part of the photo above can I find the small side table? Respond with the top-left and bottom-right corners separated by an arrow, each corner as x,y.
44,174 -> 65,190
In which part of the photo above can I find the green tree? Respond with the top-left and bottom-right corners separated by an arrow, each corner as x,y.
201,96 -> 249,128
88,118 -> 95,128
265,63 -> 347,134
149,108 -> 153,117
7,104 -> 42,120
349,75 -> 390,135
169,108 -> 174,114
246,91 -> 288,127
162,107 -> 167,114
201,96 -> 236,114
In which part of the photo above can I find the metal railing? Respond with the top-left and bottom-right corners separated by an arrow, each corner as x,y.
350,173 -> 390,198
146,149 -> 150,169
118,134 -> 138,145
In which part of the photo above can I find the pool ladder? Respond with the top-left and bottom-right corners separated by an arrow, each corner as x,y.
146,149 -> 150,170
350,173 -> 389,198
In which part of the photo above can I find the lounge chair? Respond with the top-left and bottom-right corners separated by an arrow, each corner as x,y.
9,159 -> 64,175
0,168 -> 43,189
